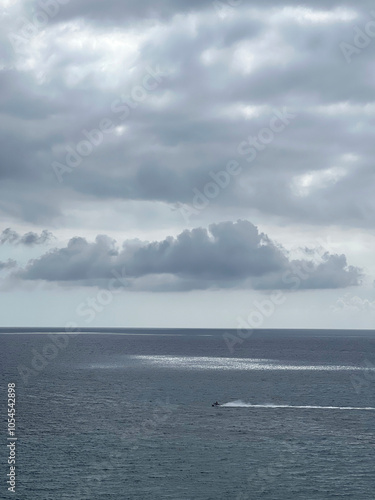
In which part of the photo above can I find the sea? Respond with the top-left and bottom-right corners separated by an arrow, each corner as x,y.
1,328 -> 375,500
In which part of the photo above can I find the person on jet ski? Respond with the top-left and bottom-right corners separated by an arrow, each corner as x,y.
212,401 -> 220,406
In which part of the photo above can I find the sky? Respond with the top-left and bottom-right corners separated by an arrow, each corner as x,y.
1,0 -> 375,329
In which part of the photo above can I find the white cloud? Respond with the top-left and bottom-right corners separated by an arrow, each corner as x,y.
331,292 -> 375,312
291,167 -> 349,197
278,7 -> 358,24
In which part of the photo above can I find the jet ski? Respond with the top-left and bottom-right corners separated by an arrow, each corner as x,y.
212,401 -> 221,407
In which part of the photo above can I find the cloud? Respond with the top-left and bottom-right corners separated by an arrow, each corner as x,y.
0,0 -> 375,229
331,293 -> 375,312
23,0 -> 368,27
0,228 -> 54,246
17,220 -> 362,291
0,259 -> 17,271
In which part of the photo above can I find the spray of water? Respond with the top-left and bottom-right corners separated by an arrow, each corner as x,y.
220,400 -> 375,410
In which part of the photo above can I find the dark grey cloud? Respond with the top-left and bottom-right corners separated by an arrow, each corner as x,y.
1,0 -> 374,229
18,220 -> 362,291
0,228 -> 54,246
24,0 -> 375,27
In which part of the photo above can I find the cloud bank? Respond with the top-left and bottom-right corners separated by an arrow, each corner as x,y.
1,0 -> 374,228
18,220 -> 362,291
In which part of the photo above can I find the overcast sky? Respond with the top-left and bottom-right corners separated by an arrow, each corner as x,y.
1,0 -> 375,329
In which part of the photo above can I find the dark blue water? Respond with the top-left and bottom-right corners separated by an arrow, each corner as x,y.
1,329 -> 375,499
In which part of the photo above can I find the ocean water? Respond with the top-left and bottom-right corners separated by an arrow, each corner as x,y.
1,329 -> 375,499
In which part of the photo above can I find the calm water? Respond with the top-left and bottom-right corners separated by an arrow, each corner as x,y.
1,329 -> 375,499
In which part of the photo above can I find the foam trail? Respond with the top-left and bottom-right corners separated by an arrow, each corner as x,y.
221,400 -> 375,410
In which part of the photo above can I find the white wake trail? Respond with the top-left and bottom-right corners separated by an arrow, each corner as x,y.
220,400 -> 375,410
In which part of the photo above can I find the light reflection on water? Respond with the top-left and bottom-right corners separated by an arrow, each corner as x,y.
87,355 -> 375,372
